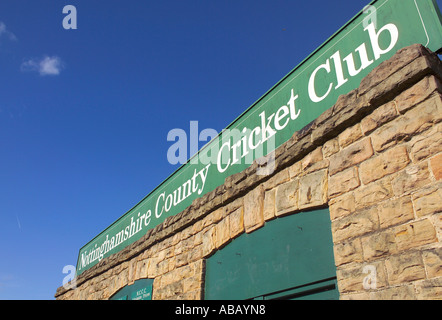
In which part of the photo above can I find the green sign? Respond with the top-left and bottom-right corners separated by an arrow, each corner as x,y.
109,278 -> 153,300
76,0 -> 442,275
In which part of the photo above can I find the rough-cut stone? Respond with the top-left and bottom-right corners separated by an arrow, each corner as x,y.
243,186 -> 265,233
409,127 -> 442,162
371,93 -> 442,152
229,206 -> 244,239
393,219 -> 437,251
359,146 -> 410,184
333,238 -> 363,266
412,182 -> 442,217
329,138 -> 374,176
430,153 -> 442,180
415,278 -> 442,300
336,261 -> 386,293
361,101 -> 398,135
263,189 -> 276,221
338,123 -> 363,148
385,251 -> 426,285
378,196 -> 414,229
275,179 -> 299,216
391,162 -> 432,196
361,231 -> 397,261
329,167 -> 360,198
395,75 -> 442,114
354,177 -> 394,210
332,206 -> 379,243
322,138 -> 340,158
299,169 -> 328,209
329,192 -> 355,221
215,215 -> 230,249
422,248 -> 442,278
370,285 -> 416,300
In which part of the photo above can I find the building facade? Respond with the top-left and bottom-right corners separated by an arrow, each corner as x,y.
55,44 -> 442,300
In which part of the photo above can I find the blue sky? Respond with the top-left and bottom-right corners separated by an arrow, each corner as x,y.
0,0 -> 441,300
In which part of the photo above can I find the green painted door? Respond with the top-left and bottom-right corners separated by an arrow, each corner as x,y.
205,208 -> 338,300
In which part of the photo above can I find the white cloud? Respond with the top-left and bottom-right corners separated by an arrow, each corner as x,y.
0,21 -> 17,41
21,55 -> 64,76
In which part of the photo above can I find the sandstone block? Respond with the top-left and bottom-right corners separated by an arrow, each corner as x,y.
395,75 -> 442,114
336,261 -> 386,293
275,179 -> 299,216
329,192 -> 355,221
333,238 -> 363,266
332,206 -> 379,243
359,146 -> 410,184
299,169 -> 328,209
243,186 -> 265,233
370,285 -> 416,300
338,123 -> 363,148
361,231 -> 397,261
371,93 -> 442,152
322,138 -> 339,158
329,138 -> 374,176
393,219 -> 437,251
430,153 -> 442,180
391,162 -> 431,196
409,129 -> 442,162
360,101 -> 398,135
229,206 -> 244,239
385,251 -> 426,285
422,248 -> 442,278
263,189 -> 276,221
415,278 -> 442,300
378,196 -> 414,229
329,167 -> 360,198
354,177 -> 394,210
412,182 -> 442,217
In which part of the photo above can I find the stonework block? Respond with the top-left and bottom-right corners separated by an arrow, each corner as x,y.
338,123 -> 363,148
229,206 -> 244,239
329,192 -> 355,221
415,278 -> 442,300
275,179 -> 299,217
263,189 -> 276,221
336,261 -> 386,293
422,248 -> 442,279
378,196 -> 414,229
391,162 -> 432,196
333,238 -> 363,266
393,219 -> 437,251
243,185 -> 265,233
329,138 -> 374,176
361,231 -> 397,261
328,167 -> 360,198
412,182 -> 442,217
360,101 -> 398,135
370,285 -> 416,300
395,75 -> 442,114
354,177 -> 394,210
430,153 -> 442,180
409,126 -> 442,162
322,138 -> 339,158
385,251 -> 426,285
298,169 -> 328,209
359,146 -> 410,184
371,93 -> 442,152
332,206 -> 379,243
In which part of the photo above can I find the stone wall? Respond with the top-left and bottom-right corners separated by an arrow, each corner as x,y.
55,44 -> 442,300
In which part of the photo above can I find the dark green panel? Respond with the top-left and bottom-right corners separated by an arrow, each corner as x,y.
205,208 -> 337,300
109,278 -> 153,301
